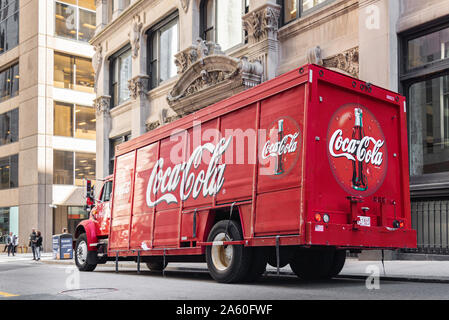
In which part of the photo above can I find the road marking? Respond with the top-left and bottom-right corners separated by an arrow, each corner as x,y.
0,291 -> 19,297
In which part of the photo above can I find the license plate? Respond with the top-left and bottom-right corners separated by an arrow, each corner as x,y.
357,216 -> 371,227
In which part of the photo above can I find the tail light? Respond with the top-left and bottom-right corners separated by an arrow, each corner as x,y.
314,213 -> 322,222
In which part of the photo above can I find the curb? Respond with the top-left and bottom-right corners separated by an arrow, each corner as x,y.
40,259 -> 449,284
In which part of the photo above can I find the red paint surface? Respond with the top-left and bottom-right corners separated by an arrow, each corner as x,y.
80,65 -> 416,257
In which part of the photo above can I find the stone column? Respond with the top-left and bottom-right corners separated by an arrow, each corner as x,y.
95,0 -> 108,34
95,96 -> 112,185
129,13 -> 149,139
242,2 -> 281,81
358,0 -> 399,90
179,0 -> 200,51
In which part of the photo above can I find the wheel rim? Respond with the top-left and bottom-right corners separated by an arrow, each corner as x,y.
211,232 -> 233,271
77,240 -> 88,264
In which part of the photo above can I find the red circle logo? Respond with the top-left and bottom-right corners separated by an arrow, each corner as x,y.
327,104 -> 388,197
261,116 -> 301,178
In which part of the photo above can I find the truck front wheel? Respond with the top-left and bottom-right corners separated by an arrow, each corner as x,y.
75,233 -> 97,272
206,220 -> 251,283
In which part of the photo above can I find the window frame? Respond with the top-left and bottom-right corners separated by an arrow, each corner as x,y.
53,101 -> 95,140
109,44 -> 132,108
109,133 -> 131,175
0,108 -> 19,147
199,0 -> 248,50
0,0 -> 19,55
399,17 -> 449,196
53,150 -> 96,186
0,154 -> 18,190
277,0 -> 334,26
147,11 -> 179,89
54,52 -> 94,92
54,0 -> 96,42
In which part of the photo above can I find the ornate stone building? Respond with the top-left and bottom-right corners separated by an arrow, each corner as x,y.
92,0 -> 449,257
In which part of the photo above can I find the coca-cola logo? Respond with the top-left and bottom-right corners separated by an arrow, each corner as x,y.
260,116 -> 301,177
146,137 -> 231,207
327,104 -> 387,196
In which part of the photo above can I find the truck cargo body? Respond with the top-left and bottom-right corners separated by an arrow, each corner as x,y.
75,64 -> 416,282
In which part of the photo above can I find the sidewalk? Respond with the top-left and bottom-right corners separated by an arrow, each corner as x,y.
2,253 -> 449,283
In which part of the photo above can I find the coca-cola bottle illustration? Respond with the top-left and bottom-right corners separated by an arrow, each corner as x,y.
352,108 -> 368,191
275,119 -> 285,175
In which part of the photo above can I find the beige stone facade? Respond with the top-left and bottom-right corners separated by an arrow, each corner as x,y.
92,0 -> 449,255
0,0 -> 96,251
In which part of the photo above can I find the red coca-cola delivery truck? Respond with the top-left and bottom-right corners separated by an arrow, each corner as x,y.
74,64 -> 416,283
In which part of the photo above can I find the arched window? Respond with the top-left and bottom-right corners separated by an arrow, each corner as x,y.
200,0 -> 249,51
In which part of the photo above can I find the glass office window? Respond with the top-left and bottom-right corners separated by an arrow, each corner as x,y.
0,108 -> 18,146
54,53 -> 94,93
109,134 -> 131,174
407,27 -> 449,71
54,150 -> 95,185
55,2 -> 78,40
0,64 -> 18,101
110,47 -> 132,106
55,1 -> 96,42
0,0 -> 19,55
74,105 -> 95,140
409,75 -> 449,175
279,0 -> 330,24
74,56 -> 95,92
201,0 -> 244,51
159,20 -> 178,84
0,154 -> 18,190
54,101 -> 73,137
148,15 -> 178,89
54,102 -> 95,140
54,150 -> 74,185
0,207 -> 18,244
75,152 -> 95,186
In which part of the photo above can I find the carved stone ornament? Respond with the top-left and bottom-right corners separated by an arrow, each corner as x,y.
307,46 -> 359,78
128,75 -> 150,100
180,0 -> 190,12
92,45 -> 103,92
95,96 -> 111,117
242,4 -> 281,44
168,38 -> 263,115
130,15 -> 143,59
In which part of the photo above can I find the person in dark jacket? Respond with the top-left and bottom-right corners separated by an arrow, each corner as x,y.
33,231 -> 43,261
29,229 -> 37,260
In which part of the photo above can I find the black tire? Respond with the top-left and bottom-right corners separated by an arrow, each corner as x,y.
289,248 -> 334,280
146,261 -> 168,272
205,220 -> 252,283
328,250 -> 346,278
75,233 -> 97,272
267,247 -> 292,269
244,247 -> 268,283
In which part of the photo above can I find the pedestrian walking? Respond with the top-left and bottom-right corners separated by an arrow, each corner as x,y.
6,232 -> 17,256
29,228 -> 37,260
34,231 -> 43,261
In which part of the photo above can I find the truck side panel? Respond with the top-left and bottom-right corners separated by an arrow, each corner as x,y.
254,85 -> 306,236
109,151 -> 136,251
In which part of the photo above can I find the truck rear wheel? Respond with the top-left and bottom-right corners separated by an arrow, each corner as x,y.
328,250 -> 346,278
244,247 -> 268,283
289,248 -> 334,280
146,261 -> 168,272
75,233 -> 97,272
206,220 -> 251,283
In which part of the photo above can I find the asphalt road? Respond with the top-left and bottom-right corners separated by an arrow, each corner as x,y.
1,259 -> 449,300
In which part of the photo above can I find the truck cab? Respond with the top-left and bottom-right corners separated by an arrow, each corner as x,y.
74,176 -> 113,271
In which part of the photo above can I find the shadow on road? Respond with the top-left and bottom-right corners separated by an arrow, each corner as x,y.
95,268 -> 369,290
